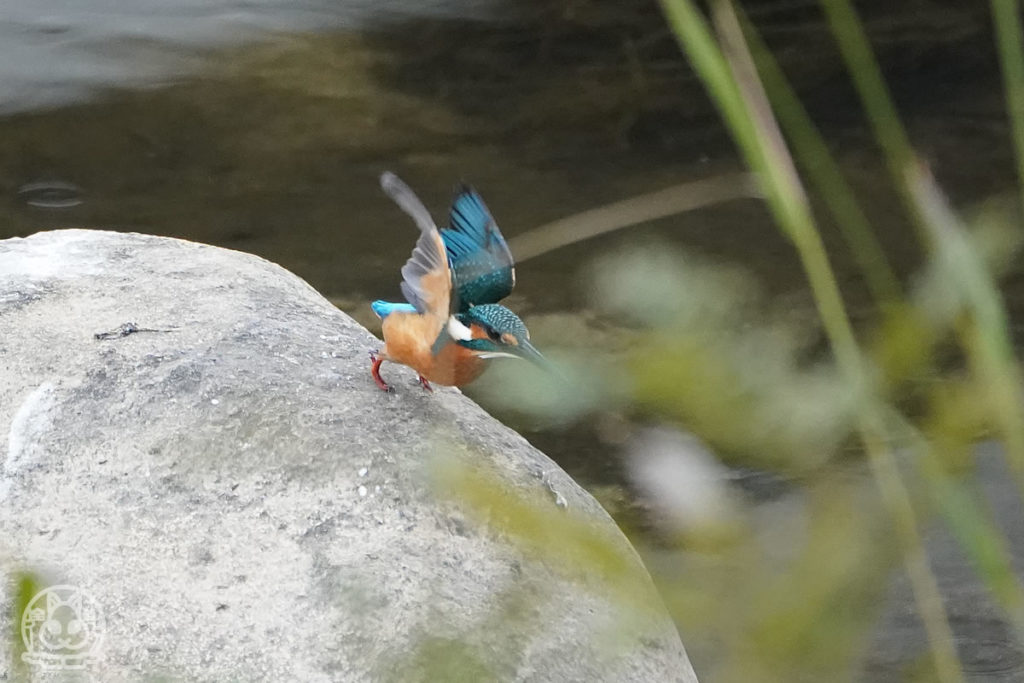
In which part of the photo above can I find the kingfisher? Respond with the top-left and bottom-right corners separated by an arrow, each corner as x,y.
370,171 -> 546,392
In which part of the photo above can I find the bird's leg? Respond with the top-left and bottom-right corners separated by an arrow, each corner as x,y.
369,350 -> 393,393
417,375 -> 434,393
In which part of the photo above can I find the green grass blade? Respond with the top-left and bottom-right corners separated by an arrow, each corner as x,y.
660,2 -> 963,679
923,459 -> 1024,638
890,409 -> 1024,642
818,0 -> 927,246
660,0 -> 861,374
991,0 -> 1024,218
857,421 -> 965,683
736,5 -> 901,305
10,570 -> 44,682
907,164 -> 1024,497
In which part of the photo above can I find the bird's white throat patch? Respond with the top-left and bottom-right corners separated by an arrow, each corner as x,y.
447,315 -> 473,341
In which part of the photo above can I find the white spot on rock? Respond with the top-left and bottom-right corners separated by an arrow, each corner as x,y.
538,468 -> 569,509
3,381 -> 56,499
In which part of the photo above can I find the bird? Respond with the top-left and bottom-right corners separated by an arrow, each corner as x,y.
370,171 -> 547,393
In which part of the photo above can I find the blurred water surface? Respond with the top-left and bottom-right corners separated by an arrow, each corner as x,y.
0,0 -> 496,112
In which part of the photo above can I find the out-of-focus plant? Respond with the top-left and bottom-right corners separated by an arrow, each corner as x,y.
7,570 -> 43,682
443,1 -> 1024,681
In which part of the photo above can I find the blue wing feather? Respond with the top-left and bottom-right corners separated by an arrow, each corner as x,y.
441,186 -> 515,311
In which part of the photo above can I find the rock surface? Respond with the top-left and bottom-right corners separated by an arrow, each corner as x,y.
0,230 -> 697,682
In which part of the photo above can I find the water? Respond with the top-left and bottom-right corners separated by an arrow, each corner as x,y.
0,0 -> 497,112
0,1 -> 1016,681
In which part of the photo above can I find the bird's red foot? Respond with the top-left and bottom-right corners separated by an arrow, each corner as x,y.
417,375 -> 433,393
369,350 -> 393,393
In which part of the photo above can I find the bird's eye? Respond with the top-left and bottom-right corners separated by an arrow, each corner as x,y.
486,328 -> 502,342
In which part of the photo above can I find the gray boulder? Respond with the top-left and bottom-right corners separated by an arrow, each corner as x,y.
0,230 -> 697,682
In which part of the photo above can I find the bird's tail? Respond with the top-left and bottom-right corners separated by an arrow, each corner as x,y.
371,300 -> 417,320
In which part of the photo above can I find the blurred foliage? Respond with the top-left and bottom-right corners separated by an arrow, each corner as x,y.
436,1 -> 1024,682
8,570 -> 43,682
387,635 -> 496,683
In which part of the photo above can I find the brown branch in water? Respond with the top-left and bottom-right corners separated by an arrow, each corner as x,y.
508,172 -> 760,262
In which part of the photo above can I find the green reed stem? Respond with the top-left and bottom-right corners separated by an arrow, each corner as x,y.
660,1 -> 963,679
858,423 -> 965,683
890,411 -> 1024,641
736,6 -> 901,305
908,165 -> 1024,501
660,0 -> 855,369
818,0 -> 928,247
991,0 -> 1024,219
821,3 -> 1024,492
821,1 -> 1024,648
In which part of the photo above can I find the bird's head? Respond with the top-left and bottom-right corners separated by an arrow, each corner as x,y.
447,304 -> 547,367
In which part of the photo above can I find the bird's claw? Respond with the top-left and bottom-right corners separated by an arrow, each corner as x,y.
369,350 -> 429,393
369,349 -> 392,392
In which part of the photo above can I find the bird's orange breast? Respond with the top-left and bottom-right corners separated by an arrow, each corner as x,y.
381,312 -> 488,387
426,339 -> 488,386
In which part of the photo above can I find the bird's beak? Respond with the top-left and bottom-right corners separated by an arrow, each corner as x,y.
477,339 -> 554,372
513,339 -> 552,370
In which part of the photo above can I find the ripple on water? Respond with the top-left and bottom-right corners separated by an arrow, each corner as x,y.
953,636 -> 1024,677
17,180 -> 83,209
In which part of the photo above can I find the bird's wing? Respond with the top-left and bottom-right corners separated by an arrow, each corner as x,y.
441,186 -> 515,312
380,172 -> 453,321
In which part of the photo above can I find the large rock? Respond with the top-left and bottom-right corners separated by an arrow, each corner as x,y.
0,230 -> 697,682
